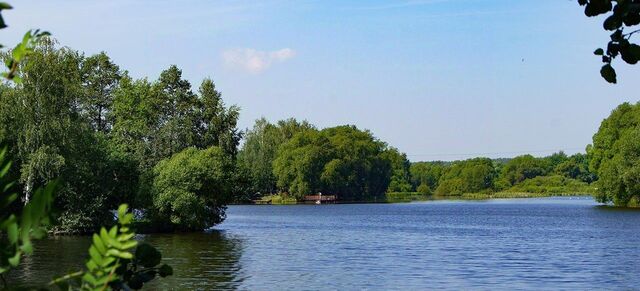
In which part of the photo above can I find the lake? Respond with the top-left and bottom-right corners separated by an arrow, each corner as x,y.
8,196 -> 640,290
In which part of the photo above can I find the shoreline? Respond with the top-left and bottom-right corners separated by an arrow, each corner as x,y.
233,192 -> 595,205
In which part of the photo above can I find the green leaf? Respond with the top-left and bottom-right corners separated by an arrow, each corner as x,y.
7,221 -> 18,243
89,246 -> 104,265
82,273 -> 98,286
600,64 -> 617,84
8,251 -> 21,267
92,234 -> 107,255
106,249 -> 133,259
0,3 -> 12,10
117,204 -> 129,222
594,48 -> 604,55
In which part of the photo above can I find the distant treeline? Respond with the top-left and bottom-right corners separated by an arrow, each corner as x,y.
239,118 -> 597,201
409,153 -> 596,196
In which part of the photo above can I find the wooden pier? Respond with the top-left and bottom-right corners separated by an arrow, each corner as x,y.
303,194 -> 337,204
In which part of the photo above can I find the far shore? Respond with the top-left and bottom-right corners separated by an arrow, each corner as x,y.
234,192 -> 594,205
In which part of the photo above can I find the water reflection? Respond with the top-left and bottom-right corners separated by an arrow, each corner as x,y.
6,231 -> 245,290
142,230 -> 245,290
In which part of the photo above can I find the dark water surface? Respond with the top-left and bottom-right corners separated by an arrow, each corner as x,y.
8,197 -> 640,290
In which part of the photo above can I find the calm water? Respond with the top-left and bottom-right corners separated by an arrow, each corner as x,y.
8,196 -> 640,290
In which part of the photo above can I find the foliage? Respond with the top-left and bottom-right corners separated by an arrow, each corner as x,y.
578,0 -> 640,83
80,52 -> 122,133
435,158 -> 496,196
149,147 -> 236,231
0,147 -> 56,278
0,2 -> 50,82
382,147 -> 413,193
554,153 -> 597,183
51,204 -> 173,290
238,118 -> 314,198
409,161 -> 445,192
273,125 -> 392,201
498,155 -> 549,188
505,175 -> 595,194
416,183 -> 431,195
588,102 -> 640,206
0,41 -> 120,233
0,40 -> 241,233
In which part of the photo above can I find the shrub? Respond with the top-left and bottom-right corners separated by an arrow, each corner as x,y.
149,147 -> 235,231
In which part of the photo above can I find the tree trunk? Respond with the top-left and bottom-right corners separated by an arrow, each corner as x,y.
23,171 -> 33,205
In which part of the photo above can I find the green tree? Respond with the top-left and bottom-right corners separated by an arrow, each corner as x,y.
554,153 -> 597,183
410,161 -> 446,192
382,147 -> 412,193
589,102 -> 640,206
239,117 -> 314,197
498,155 -> 549,187
149,147 -> 236,231
197,78 -> 242,157
0,41 -> 118,232
273,125 -> 392,201
543,151 -> 569,173
80,52 -> 122,133
435,158 -> 496,196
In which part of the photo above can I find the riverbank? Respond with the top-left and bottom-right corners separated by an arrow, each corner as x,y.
243,191 -> 595,205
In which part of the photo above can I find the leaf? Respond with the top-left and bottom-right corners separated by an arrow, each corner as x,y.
7,221 -> 18,243
158,264 -> 173,277
8,251 -> 21,267
0,3 -> 12,10
82,273 -> 98,286
89,246 -> 104,265
620,44 -> 639,64
106,249 -> 134,259
630,44 -> 640,60
600,64 -> 617,84
117,204 -> 129,222
594,48 -> 604,55
135,243 -> 162,268
603,15 -> 622,30
93,234 -> 107,255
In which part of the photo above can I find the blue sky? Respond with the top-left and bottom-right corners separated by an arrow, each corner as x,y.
4,0 -> 640,161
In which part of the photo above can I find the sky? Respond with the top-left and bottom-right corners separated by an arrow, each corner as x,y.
4,0 -> 640,161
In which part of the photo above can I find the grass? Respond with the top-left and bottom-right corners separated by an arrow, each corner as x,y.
255,194 -> 298,205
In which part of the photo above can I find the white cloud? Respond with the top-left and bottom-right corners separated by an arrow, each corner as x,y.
222,48 -> 296,73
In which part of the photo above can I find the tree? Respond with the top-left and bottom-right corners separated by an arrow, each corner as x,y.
80,52 -> 121,133
410,161 -> 446,192
578,0 -> 640,83
197,78 -> 242,157
498,155 -> 549,187
589,102 -> 640,206
435,158 -> 496,196
238,117 -> 314,197
543,151 -> 569,173
149,147 -> 236,231
554,153 -> 597,183
273,125 -> 392,201
382,147 -> 412,192
152,65 -> 200,160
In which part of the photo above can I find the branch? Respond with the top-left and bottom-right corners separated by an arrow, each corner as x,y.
625,28 -> 640,38
48,270 -> 83,286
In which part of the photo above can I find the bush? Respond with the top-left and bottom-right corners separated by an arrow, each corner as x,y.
506,175 -> 594,194
148,147 -> 235,231
417,183 -> 431,195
